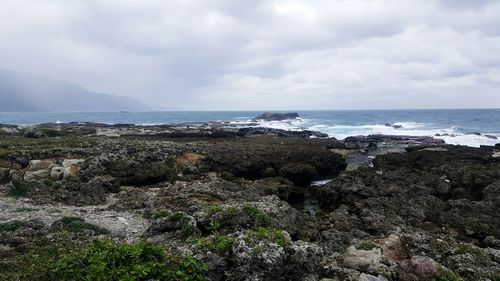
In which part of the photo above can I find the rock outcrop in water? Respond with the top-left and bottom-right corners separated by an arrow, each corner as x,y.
0,122 -> 499,280
254,112 -> 300,121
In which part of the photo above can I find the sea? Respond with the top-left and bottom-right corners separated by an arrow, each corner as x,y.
1,109 -> 499,147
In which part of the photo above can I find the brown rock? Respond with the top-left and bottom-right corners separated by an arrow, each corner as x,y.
378,234 -> 406,261
63,165 -> 79,179
0,160 -> 11,168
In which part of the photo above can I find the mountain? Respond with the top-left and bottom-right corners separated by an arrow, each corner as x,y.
0,69 -> 151,112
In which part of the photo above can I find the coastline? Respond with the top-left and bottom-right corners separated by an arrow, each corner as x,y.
0,121 -> 499,280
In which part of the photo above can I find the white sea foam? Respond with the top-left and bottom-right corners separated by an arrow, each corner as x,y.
253,119 -> 499,147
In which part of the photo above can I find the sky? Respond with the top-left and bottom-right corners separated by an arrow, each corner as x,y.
1,0 -> 500,110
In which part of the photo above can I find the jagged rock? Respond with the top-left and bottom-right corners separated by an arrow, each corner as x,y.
279,163 -> 318,186
358,273 -> 388,281
483,181 -> 500,201
290,241 -> 324,273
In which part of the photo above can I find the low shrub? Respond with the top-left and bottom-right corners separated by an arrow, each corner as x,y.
57,217 -> 109,235
9,239 -> 208,281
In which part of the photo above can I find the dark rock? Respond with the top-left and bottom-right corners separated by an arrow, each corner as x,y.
466,132 -> 482,136
0,167 -> 10,184
254,112 -> 300,121
279,163 -> 318,186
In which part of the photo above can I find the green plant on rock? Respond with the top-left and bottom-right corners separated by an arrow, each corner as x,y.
0,220 -> 25,232
181,223 -> 197,238
187,235 -> 235,255
209,220 -> 221,232
7,180 -> 32,197
11,239 -> 208,281
0,135 -> 98,158
435,268 -> 462,281
356,241 -> 377,251
243,205 -> 271,227
245,227 -> 290,248
206,205 -> 223,216
57,217 -> 109,235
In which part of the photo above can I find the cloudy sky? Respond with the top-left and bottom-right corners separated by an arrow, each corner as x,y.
1,0 -> 500,110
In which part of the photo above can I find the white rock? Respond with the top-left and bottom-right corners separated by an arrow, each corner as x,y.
343,246 -> 382,271
28,160 -> 53,171
50,166 -> 64,181
62,159 -> 85,167
24,170 -> 50,181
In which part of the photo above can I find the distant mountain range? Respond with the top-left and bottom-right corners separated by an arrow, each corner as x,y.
0,69 -> 151,112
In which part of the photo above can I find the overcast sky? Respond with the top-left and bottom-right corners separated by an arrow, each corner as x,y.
1,0 -> 500,110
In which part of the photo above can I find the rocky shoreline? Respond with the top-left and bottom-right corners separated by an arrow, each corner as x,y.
0,121 -> 499,280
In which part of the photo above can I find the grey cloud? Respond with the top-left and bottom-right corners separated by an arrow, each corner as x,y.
0,0 -> 499,110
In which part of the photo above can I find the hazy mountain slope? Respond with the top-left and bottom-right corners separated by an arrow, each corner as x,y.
0,69 -> 151,112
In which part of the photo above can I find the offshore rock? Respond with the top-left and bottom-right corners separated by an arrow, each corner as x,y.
254,112 -> 300,121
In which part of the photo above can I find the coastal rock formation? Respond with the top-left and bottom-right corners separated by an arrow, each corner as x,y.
0,123 -> 498,280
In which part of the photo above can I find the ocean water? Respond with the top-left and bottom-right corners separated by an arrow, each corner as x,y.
1,109 -> 499,147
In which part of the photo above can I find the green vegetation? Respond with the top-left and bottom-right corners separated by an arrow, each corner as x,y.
0,135 -> 97,158
243,205 -> 271,227
0,220 -> 25,232
356,241 -> 377,251
57,217 -> 109,235
7,180 -> 32,197
245,227 -> 290,248
206,205 -> 223,216
151,210 -> 185,222
5,239 -> 208,281
187,235 -> 235,255
42,178 -> 61,188
181,223 -> 197,238
435,268 -> 462,281
209,220 -> 221,232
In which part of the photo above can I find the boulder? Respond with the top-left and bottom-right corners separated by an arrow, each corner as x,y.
24,170 -> 50,181
254,112 -> 300,121
399,256 -> 439,280
28,160 -> 53,171
50,166 -> 64,181
343,246 -> 383,271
